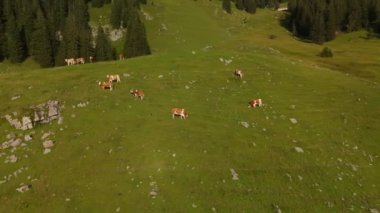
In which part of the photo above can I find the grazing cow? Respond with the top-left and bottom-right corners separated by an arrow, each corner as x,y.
98,81 -> 113,91
130,89 -> 145,100
234,69 -> 243,79
65,58 -> 76,66
76,58 -> 85,64
171,108 -> 188,119
119,54 -> 125,60
107,74 -> 121,83
89,56 -> 94,63
248,99 -> 262,108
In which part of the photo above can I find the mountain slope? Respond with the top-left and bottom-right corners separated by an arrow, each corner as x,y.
0,0 -> 379,212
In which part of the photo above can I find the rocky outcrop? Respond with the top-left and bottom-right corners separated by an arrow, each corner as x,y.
4,100 -> 62,130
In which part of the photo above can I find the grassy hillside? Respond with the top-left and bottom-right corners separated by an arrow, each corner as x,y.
1,0 -> 379,212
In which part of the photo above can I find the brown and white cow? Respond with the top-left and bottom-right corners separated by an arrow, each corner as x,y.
248,99 -> 262,108
171,108 -> 188,119
65,58 -> 76,66
98,81 -> 113,91
107,74 -> 121,83
130,89 -> 144,100
234,69 -> 243,79
76,58 -> 85,64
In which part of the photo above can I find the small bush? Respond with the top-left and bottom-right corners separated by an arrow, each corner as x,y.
268,34 -> 277,39
320,47 -> 333,58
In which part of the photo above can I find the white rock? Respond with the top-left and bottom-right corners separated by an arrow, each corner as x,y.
230,168 -> 239,180
24,135 -> 33,141
43,140 -> 54,149
294,147 -> 304,153
43,149 -> 51,154
8,155 -> 18,163
10,139 -> 22,147
289,118 -> 298,124
11,96 -> 21,101
16,184 -> 30,193
240,121 -> 249,128
41,133 -> 51,140
370,209 -> 379,213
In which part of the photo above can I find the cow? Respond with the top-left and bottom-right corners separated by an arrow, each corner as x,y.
248,99 -> 262,108
76,58 -> 85,64
130,89 -> 144,100
171,108 -> 188,119
234,69 -> 243,79
64,58 -> 76,66
119,54 -> 125,60
98,81 -> 113,91
89,56 -> 94,63
107,74 -> 121,83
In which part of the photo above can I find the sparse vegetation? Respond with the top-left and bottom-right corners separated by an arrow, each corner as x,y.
320,47 -> 333,58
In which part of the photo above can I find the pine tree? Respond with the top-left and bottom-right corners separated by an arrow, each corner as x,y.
311,9 -> 326,44
5,12 -> 26,63
31,8 -> 54,67
325,2 -> 337,41
110,0 -> 123,28
123,12 -> 151,58
95,25 -> 115,61
244,0 -> 256,14
223,0 -> 232,14
0,0 -> 7,61
92,0 -> 104,8
235,0 -> 244,10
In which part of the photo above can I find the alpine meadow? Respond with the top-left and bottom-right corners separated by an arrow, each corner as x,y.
0,0 -> 379,212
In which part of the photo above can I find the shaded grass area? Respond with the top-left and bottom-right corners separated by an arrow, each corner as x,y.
0,0 -> 380,212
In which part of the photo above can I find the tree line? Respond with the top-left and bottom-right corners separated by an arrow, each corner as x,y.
287,0 -> 380,43
0,0 -> 151,68
223,0 -> 287,14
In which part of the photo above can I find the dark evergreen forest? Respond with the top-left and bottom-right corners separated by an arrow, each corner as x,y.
0,0 -> 150,67
0,0 -> 379,67
287,0 -> 380,43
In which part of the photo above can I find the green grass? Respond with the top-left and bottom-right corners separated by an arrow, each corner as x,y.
1,0 -> 380,212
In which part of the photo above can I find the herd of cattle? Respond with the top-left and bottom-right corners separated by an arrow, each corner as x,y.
65,54 -> 127,66
96,69 -> 262,119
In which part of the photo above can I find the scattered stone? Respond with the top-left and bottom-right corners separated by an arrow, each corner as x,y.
289,105 -> 296,110
370,209 -> 379,213
116,207 -> 121,212
123,73 -> 130,78
16,184 -> 31,193
240,121 -> 249,128
10,138 -> 22,147
21,117 -> 33,130
43,140 -> 54,149
289,118 -> 298,124
41,132 -> 51,140
7,155 -> 18,163
43,149 -> 51,155
272,204 -> 282,213
11,96 -> 21,101
149,181 -> 159,198
158,75 -> 164,79
230,168 -> 239,180
185,85 -> 190,89
24,135 -> 33,142
192,203 -> 198,208
294,147 -> 304,153
58,116 -> 64,125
